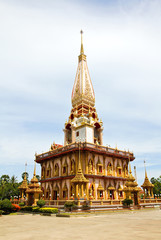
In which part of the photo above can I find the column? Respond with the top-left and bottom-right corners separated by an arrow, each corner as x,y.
81,184 -> 84,197
86,182 -> 89,199
85,152 -> 88,174
103,157 -> 105,175
94,180 -> 96,199
104,180 -> 107,200
76,184 -> 78,198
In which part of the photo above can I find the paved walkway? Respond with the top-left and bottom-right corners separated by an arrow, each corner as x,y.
0,208 -> 161,240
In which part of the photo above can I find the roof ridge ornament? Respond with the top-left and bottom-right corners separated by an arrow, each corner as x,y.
80,30 -> 84,54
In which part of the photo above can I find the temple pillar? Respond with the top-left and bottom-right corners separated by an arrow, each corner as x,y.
85,152 -> 88,174
104,180 -> 107,200
81,184 -> 84,197
94,180 -> 96,199
114,190 -> 116,200
86,182 -> 89,199
76,184 -> 78,198
103,157 -> 105,175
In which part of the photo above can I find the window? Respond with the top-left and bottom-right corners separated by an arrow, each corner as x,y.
99,166 -> 102,173
63,167 -> 66,174
63,191 -> 66,198
100,190 -> 103,198
76,131 -> 79,137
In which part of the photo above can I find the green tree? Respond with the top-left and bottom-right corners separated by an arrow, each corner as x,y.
0,175 -> 20,200
21,172 -> 29,180
151,176 -> 161,197
36,175 -> 40,181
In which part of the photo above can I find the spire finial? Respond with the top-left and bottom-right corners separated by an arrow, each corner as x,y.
34,161 -> 36,177
78,141 -> 82,170
128,156 -> 132,174
24,162 -> 27,180
144,160 -> 147,178
80,30 -> 84,54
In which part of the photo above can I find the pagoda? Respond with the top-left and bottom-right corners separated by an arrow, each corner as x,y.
123,161 -> 140,205
35,31 -> 135,203
26,163 -> 42,206
18,164 -> 28,200
141,162 -> 154,199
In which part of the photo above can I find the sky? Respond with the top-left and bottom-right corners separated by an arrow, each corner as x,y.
0,0 -> 161,185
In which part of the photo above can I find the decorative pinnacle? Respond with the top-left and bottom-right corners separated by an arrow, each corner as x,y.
80,29 -> 84,54
24,162 -> 27,180
128,156 -> 132,174
144,160 -> 147,178
34,161 -> 36,177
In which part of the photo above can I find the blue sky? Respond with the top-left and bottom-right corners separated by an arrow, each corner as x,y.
0,0 -> 161,185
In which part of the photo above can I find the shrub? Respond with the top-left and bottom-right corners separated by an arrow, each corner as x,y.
122,198 -> 133,207
21,206 -> 33,212
32,207 -> 40,212
82,200 -> 90,210
37,199 -> 46,208
0,200 -> 2,209
1,199 -> 12,213
39,208 -> 58,214
12,204 -> 21,212
64,201 -> 76,211
0,210 -> 4,215
19,202 -> 25,207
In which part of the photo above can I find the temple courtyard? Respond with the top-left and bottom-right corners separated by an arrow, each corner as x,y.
0,208 -> 161,240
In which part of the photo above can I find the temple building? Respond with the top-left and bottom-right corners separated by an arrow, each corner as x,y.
35,31 -> 135,202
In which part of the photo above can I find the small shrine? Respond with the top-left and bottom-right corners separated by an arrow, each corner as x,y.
18,164 -> 28,200
123,162 -> 140,205
26,163 -> 42,206
71,144 -> 88,199
141,163 -> 154,199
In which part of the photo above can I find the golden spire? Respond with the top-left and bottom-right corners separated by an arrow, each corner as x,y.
144,160 -> 148,178
128,156 -> 132,174
34,161 -> 36,177
80,30 -> 84,54
24,162 -> 27,180
71,142 -> 88,183
71,30 -> 95,107
78,30 -> 86,62
141,160 -> 154,188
